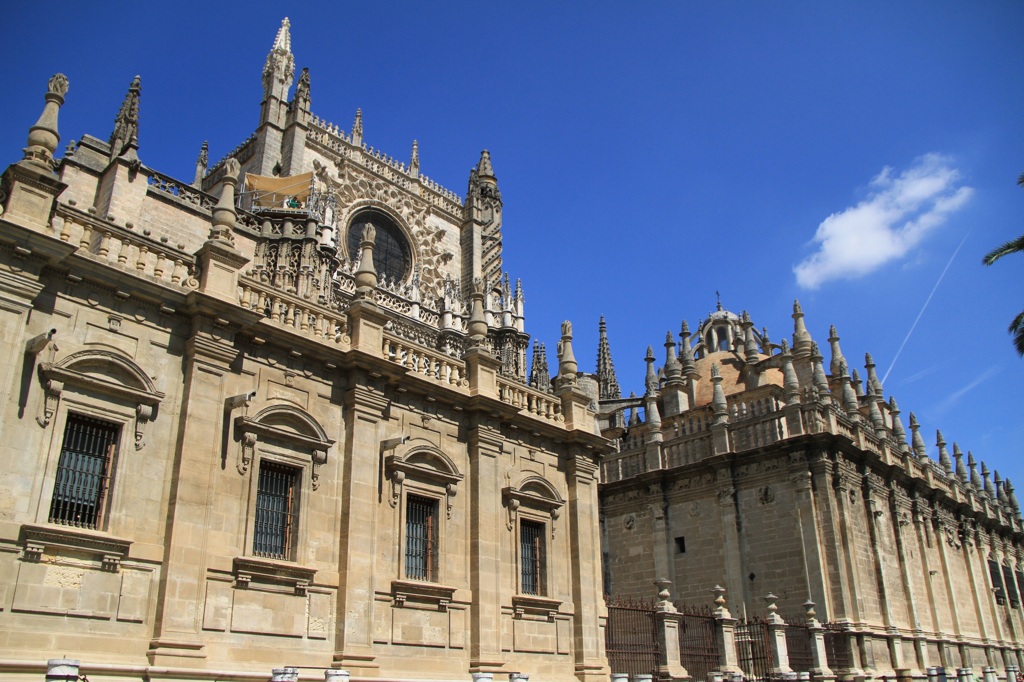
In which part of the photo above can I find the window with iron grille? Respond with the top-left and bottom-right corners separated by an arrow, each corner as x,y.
49,414 -> 119,530
1003,564 -> 1020,608
520,519 -> 546,596
989,558 -> 1007,605
253,461 -> 300,560
405,495 -> 438,581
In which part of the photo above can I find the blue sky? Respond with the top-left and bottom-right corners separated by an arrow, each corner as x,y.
2,3 -> 1022,487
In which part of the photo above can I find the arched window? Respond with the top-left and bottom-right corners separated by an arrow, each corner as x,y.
347,208 -> 411,284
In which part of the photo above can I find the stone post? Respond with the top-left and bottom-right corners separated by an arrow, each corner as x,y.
765,593 -> 794,677
927,666 -> 941,682
983,667 -> 998,682
324,670 -> 350,682
509,673 -> 529,682
804,601 -> 836,682
957,668 -> 972,682
712,586 -> 743,675
270,667 -> 298,682
654,579 -> 690,682
46,660 -> 80,682
471,673 -> 494,682
611,674 -> 629,682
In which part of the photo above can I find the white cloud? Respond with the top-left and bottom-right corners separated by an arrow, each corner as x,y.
794,154 -> 973,289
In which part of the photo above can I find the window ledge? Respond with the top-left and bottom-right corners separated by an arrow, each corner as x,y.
19,523 -> 132,572
390,579 -> 457,610
512,594 -> 562,620
233,556 -> 316,595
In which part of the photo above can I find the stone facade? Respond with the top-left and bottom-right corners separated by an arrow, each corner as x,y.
597,304 -> 1024,679
0,21 -> 609,682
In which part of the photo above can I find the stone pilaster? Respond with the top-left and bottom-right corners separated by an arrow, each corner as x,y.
332,379 -> 388,673
567,453 -> 612,682
468,419 -> 506,673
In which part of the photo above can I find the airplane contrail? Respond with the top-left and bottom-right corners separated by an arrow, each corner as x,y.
881,232 -> 970,385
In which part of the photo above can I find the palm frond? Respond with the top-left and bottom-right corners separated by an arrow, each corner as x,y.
1018,171 -> 1024,188
982,235 -> 1024,265
1011,310 -> 1024,357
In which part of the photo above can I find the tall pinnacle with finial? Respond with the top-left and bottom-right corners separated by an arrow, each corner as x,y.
827,325 -> 846,378
596,316 -> 621,399
865,353 -> 883,396
627,391 -> 640,427
954,444 -> 968,484
109,75 -> 141,160
644,346 -> 658,396
994,471 -> 1006,504
261,18 -> 295,127
1005,479 -> 1020,513
23,73 -> 69,170
679,320 -> 696,376
209,158 -> 240,244
409,140 -> 420,177
711,363 -> 728,425
810,342 -> 831,403
838,361 -> 860,421
982,462 -> 995,498
936,431 -> 952,474
851,369 -> 864,397
192,141 -> 209,188
742,311 -> 759,364
664,331 -> 682,381
968,452 -> 982,490
557,320 -> 578,386
889,397 -> 909,452
909,413 -> 927,459
353,223 -> 378,297
529,340 -> 551,392
792,300 -> 813,359
351,108 -> 363,146
781,339 -> 799,406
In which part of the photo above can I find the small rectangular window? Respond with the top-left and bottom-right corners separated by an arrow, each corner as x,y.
49,414 -> 119,530
520,519 -> 546,596
405,495 -> 438,581
1003,564 -> 1020,608
675,536 -> 686,554
989,559 -> 1007,606
253,461 -> 300,560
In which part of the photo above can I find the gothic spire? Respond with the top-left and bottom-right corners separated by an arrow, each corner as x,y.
261,18 -> 295,127
742,311 -> 759,364
293,67 -> 311,112
838,361 -> 860,422
529,340 -> 551,392
889,397 -> 908,452
109,75 -> 141,159
679,320 -> 696,376
596,316 -> 621,399
644,346 -> 658,396
477,149 -> 495,179
864,353 -> 883,396
810,342 -> 831,404
781,340 -> 799,406
982,462 -> 996,498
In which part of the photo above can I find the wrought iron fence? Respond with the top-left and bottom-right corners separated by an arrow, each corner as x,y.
735,618 -> 775,682
678,603 -> 721,682
784,621 -> 814,673
822,621 -> 853,672
605,596 -> 660,677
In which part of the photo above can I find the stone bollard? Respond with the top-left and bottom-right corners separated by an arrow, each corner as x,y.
799,673 -> 811,682
610,674 -> 629,682
271,668 -> 299,682
707,673 -> 724,682
927,666 -> 941,682
472,674 -> 494,682
937,668 -> 947,682
46,660 -> 80,682
729,673 -> 744,682
510,674 -> 530,682
324,670 -> 350,682
957,668 -> 972,682
983,668 -> 997,682
634,675 -> 654,682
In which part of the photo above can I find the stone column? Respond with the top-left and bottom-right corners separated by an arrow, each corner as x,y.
712,586 -> 743,675
567,452 -> 612,681
332,379 -> 388,673
653,580 -> 690,682
804,601 -> 836,682
765,594 -> 794,677
468,419 -> 505,673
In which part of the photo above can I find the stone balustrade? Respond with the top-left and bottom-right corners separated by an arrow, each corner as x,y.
496,377 -> 564,424
239,278 -> 349,345
382,333 -> 467,388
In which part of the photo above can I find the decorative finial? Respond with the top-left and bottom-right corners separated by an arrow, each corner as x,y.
109,75 -> 142,160
192,140 -> 209,187
936,430 -> 952,474
711,363 -> 728,424
353,222 -> 378,296
715,290 -> 722,311
208,158 -> 240,243
792,299 -> 812,358
810,341 -> 831,403
910,413 -> 927,459
968,451 -> 982,490
557,320 -> 578,385
664,331 -> 682,380
889,397 -> 909,452
23,73 -> 69,170
478,149 -> 495,178
828,324 -> 846,378
596,315 -> 621,399
954,443 -> 968,484
838,360 -> 860,420
644,345 -> 658,395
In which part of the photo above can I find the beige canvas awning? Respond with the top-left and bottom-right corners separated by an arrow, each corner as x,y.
244,172 -> 313,209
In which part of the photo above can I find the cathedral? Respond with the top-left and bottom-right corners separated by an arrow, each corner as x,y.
0,17 -> 1020,682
